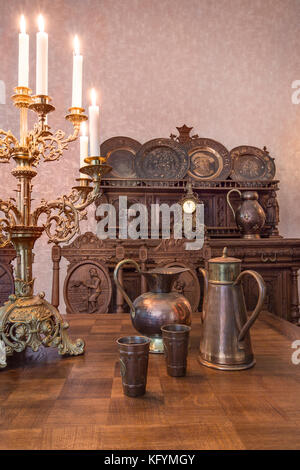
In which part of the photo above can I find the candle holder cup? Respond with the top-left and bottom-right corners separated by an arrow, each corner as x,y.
80,156 -> 112,180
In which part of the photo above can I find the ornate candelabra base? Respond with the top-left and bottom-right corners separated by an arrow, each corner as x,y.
0,291 -> 84,368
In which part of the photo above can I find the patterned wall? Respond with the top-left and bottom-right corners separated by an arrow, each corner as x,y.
1,0 -> 300,310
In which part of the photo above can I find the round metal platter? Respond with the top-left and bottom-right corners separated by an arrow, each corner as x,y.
186,138 -> 231,181
134,138 -> 189,180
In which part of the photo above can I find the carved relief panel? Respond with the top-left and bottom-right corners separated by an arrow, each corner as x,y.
64,260 -> 112,314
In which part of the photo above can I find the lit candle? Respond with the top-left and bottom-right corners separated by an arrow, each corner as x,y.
88,88 -> 100,156
18,15 -> 29,88
80,121 -> 88,168
36,15 -> 48,95
72,36 -> 83,108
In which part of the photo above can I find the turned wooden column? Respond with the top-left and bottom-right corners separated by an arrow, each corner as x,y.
116,267 -> 124,313
116,245 -> 125,313
51,245 -> 61,308
139,245 -> 148,294
291,267 -> 300,324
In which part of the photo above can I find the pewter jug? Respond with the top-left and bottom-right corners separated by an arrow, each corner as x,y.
227,189 -> 266,239
114,259 -> 192,354
199,247 -> 266,370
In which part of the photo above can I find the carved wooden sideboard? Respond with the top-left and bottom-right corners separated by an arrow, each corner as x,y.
53,233 -> 203,316
205,239 -> 300,323
2,125 -> 300,324
50,232 -> 300,323
50,125 -> 299,323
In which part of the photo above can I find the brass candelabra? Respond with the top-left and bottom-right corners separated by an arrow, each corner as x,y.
0,86 -> 111,368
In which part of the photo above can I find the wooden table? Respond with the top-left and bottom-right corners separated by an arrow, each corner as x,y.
0,312 -> 300,450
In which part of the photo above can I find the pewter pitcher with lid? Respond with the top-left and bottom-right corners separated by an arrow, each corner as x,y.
199,247 -> 266,370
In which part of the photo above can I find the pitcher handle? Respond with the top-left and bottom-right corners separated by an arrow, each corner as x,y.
198,268 -> 208,322
113,259 -> 141,319
227,188 -> 242,219
234,270 -> 266,342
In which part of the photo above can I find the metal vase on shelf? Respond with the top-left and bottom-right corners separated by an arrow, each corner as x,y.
227,189 -> 266,239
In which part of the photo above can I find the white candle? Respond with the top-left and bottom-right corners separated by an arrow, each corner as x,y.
88,88 -> 100,156
80,121 -> 88,167
18,15 -> 29,88
72,36 -> 83,108
36,15 -> 48,95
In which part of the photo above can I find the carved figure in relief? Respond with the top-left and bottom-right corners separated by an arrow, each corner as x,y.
239,159 -> 260,178
192,153 -> 215,177
173,279 -> 186,295
75,268 -> 102,313
265,191 -> 279,225
147,149 -> 177,174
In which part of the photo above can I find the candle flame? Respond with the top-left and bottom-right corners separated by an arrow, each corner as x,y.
20,15 -> 26,34
38,14 -> 44,33
81,121 -> 87,136
74,35 -> 80,55
90,88 -> 97,106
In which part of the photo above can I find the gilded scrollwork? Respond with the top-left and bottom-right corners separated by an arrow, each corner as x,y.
28,125 -> 80,166
14,278 -> 35,297
70,181 -> 102,212
31,196 -> 80,244
0,129 -> 18,162
0,199 -> 22,248
0,219 -> 11,248
0,293 -> 84,358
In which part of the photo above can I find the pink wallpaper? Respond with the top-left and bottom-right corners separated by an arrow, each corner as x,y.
1,0 -> 300,310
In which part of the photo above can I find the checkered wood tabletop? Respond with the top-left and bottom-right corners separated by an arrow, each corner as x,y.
0,312 -> 299,450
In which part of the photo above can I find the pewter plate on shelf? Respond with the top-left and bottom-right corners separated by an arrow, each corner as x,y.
134,138 -> 189,179
100,136 -> 141,178
186,138 -> 231,181
230,146 -> 276,181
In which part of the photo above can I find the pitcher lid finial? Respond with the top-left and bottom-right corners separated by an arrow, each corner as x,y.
209,247 -> 241,264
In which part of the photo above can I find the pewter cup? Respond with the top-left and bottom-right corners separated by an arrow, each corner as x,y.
161,324 -> 191,377
116,336 -> 150,397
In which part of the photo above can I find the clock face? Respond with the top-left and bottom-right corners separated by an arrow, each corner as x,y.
182,199 -> 196,214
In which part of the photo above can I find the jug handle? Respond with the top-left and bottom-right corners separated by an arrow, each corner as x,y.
227,188 -> 242,219
113,259 -> 141,320
234,270 -> 266,342
198,268 -> 208,322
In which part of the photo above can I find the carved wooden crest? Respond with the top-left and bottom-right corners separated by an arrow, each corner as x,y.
67,231 -> 104,250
